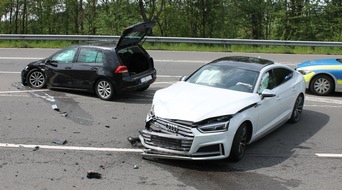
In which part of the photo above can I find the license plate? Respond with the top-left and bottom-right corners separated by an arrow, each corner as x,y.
140,75 -> 152,83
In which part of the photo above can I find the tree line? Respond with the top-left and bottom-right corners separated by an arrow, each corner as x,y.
0,0 -> 341,41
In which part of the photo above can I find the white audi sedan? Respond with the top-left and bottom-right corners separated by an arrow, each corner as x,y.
139,56 -> 305,162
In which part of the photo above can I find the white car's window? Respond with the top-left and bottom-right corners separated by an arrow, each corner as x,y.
187,64 -> 259,93
273,68 -> 293,86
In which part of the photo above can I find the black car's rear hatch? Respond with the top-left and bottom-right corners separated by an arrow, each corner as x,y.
116,21 -> 156,50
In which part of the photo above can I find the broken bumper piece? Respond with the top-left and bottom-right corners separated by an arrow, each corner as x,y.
139,130 -> 229,161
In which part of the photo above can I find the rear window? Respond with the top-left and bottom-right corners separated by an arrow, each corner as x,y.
77,48 -> 104,63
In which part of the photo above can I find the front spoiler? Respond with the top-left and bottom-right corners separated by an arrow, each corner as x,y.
139,135 -> 226,161
141,150 -> 226,161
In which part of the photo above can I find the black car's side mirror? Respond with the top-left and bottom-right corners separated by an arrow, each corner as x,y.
46,60 -> 58,67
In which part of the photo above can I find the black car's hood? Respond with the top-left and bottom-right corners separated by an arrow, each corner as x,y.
28,59 -> 46,66
116,21 -> 155,49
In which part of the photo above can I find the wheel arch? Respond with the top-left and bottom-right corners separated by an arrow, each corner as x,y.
240,120 -> 253,144
93,77 -> 118,94
309,73 -> 336,91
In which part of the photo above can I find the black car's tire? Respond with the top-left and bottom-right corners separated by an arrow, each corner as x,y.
95,79 -> 116,100
229,122 -> 248,162
289,94 -> 304,123
309,75 -> 334,96
27,69 -> 46,89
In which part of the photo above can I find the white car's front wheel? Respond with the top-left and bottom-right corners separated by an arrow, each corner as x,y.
229,122 -> 249,162
289,94 -> 304,123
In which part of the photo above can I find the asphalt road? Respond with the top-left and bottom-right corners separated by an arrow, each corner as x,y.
0,48 -> 341,190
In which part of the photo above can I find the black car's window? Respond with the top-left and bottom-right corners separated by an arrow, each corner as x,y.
76,48 -> 104,63
273,68 -> 293,86
51,48 -> 77,63
186,64 -> 259,93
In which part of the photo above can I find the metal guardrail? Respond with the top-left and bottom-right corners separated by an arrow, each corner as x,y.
0,34 -> 342,47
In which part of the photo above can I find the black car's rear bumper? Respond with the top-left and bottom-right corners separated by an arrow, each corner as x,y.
116,69 -> 157,93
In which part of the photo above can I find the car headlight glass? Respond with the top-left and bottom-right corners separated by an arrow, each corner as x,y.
197,115 -> 231,133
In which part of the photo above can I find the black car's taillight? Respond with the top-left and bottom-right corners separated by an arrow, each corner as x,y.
114,65 -> 128,73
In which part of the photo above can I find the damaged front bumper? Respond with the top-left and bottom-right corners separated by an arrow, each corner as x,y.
139,118 -> 233,160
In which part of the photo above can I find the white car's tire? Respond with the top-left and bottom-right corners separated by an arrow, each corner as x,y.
229,122 -> 249,162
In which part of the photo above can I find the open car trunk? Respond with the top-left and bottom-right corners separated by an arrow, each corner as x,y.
117,46 -> 152,75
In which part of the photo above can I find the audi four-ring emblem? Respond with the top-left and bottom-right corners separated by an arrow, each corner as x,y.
165,123 -> 179,133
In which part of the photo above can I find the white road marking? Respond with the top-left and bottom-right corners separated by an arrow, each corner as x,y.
0,143 -> 143,153
0,71 -> 20,74
316,153 -> 342,158
0,57 -> 41,60
0,89 -> 49,94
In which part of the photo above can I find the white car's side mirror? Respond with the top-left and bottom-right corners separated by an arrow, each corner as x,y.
180,76 -> 188,81
261,89 -> 276,99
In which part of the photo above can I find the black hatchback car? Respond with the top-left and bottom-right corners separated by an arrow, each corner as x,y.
21,21 -> 156,100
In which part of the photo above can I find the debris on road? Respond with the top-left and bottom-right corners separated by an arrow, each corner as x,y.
127,136 -> 142,148
53,139 -> 68,145
33,146 -> 39,151
61,112 -> 68,117
52,104 -> 59,111
105,125 -> 110,128
86,171 -> 102,179
133,165 -> 139,169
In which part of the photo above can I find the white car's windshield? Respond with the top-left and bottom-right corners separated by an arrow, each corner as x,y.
187,64 -> 259,93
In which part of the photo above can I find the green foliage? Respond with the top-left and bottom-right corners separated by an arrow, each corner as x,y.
0,0 -> 341,42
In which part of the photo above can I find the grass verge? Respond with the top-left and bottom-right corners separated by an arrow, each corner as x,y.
0,40 -> 341,55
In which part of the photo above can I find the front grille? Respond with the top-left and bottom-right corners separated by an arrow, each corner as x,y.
141,118 -> 195,151
149,118 -> 194,137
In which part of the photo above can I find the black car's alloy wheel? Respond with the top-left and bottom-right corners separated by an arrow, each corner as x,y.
229,123 -> 248,162
289,94 -> 304,123
95,79 -> 115,100
310,75 -> 334,96
27,69 -> 46,89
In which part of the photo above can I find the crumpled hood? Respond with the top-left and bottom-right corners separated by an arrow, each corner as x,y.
152,82 -> 260,122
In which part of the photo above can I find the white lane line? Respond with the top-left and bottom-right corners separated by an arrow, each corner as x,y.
0,57 -> 42,60
0,89 -> 49,94
0,71 -> 20,74
0,143 -> 143,153
316,153 -> 342,158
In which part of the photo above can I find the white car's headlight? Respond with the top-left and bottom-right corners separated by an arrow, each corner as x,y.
197,115 -> 231,133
